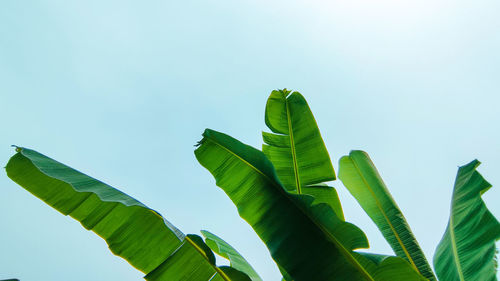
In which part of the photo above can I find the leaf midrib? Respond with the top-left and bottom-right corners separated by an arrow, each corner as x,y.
448,213 -> 465,281
447,171 -> 472,281
285,97 -> 301,194
206,138 -> 375,281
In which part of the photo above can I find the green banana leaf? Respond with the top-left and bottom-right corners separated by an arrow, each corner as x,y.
6,147 -> 249,281
195,129 -> 426,281
338,150 -> 436,280
201,230 -> 262,281
262,89 -> 343,219
433,160 -> 500,281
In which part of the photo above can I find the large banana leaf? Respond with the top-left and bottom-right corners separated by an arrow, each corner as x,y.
201,230 -> 262,281
338,150 -> 436,280
433,160 -> 500,281
262,89 -> 343,219
6,147 -> 249,281
195,129 -> 426,281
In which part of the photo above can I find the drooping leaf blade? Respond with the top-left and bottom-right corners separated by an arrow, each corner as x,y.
5,147 -> 244,281
195,129 -> 425,281
301,184 -> 344,221
263,89 -> 336,192
187,234 -> 217,265
433,160 -> 500,281
216,267 -> 252,281
144,235 -> 230,281
201,230 -> 262,281
338,150 -> 436,280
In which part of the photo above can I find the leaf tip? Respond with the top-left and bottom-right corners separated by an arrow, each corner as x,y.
458,159 -> 482,173
274,88 -> 292,97
194,140 -> 203,147
195,129 -> 214,147
11,145 -> 22,153
349,150 -> 368,157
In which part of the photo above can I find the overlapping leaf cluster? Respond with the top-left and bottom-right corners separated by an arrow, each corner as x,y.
4,89 -> 499,281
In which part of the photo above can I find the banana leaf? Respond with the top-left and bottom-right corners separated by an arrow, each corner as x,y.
6,147 -> 249,281
433,160 -> 500,281
195,129 -> 426,281
338,150 -> 435,280
262,89 -> 342,219
201,230 -> 262,281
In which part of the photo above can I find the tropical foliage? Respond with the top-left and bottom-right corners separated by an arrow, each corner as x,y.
5,90 -> 499,281
6,147 -> 254,281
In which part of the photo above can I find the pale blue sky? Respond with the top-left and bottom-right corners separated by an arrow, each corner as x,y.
1,1 -> 499,280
